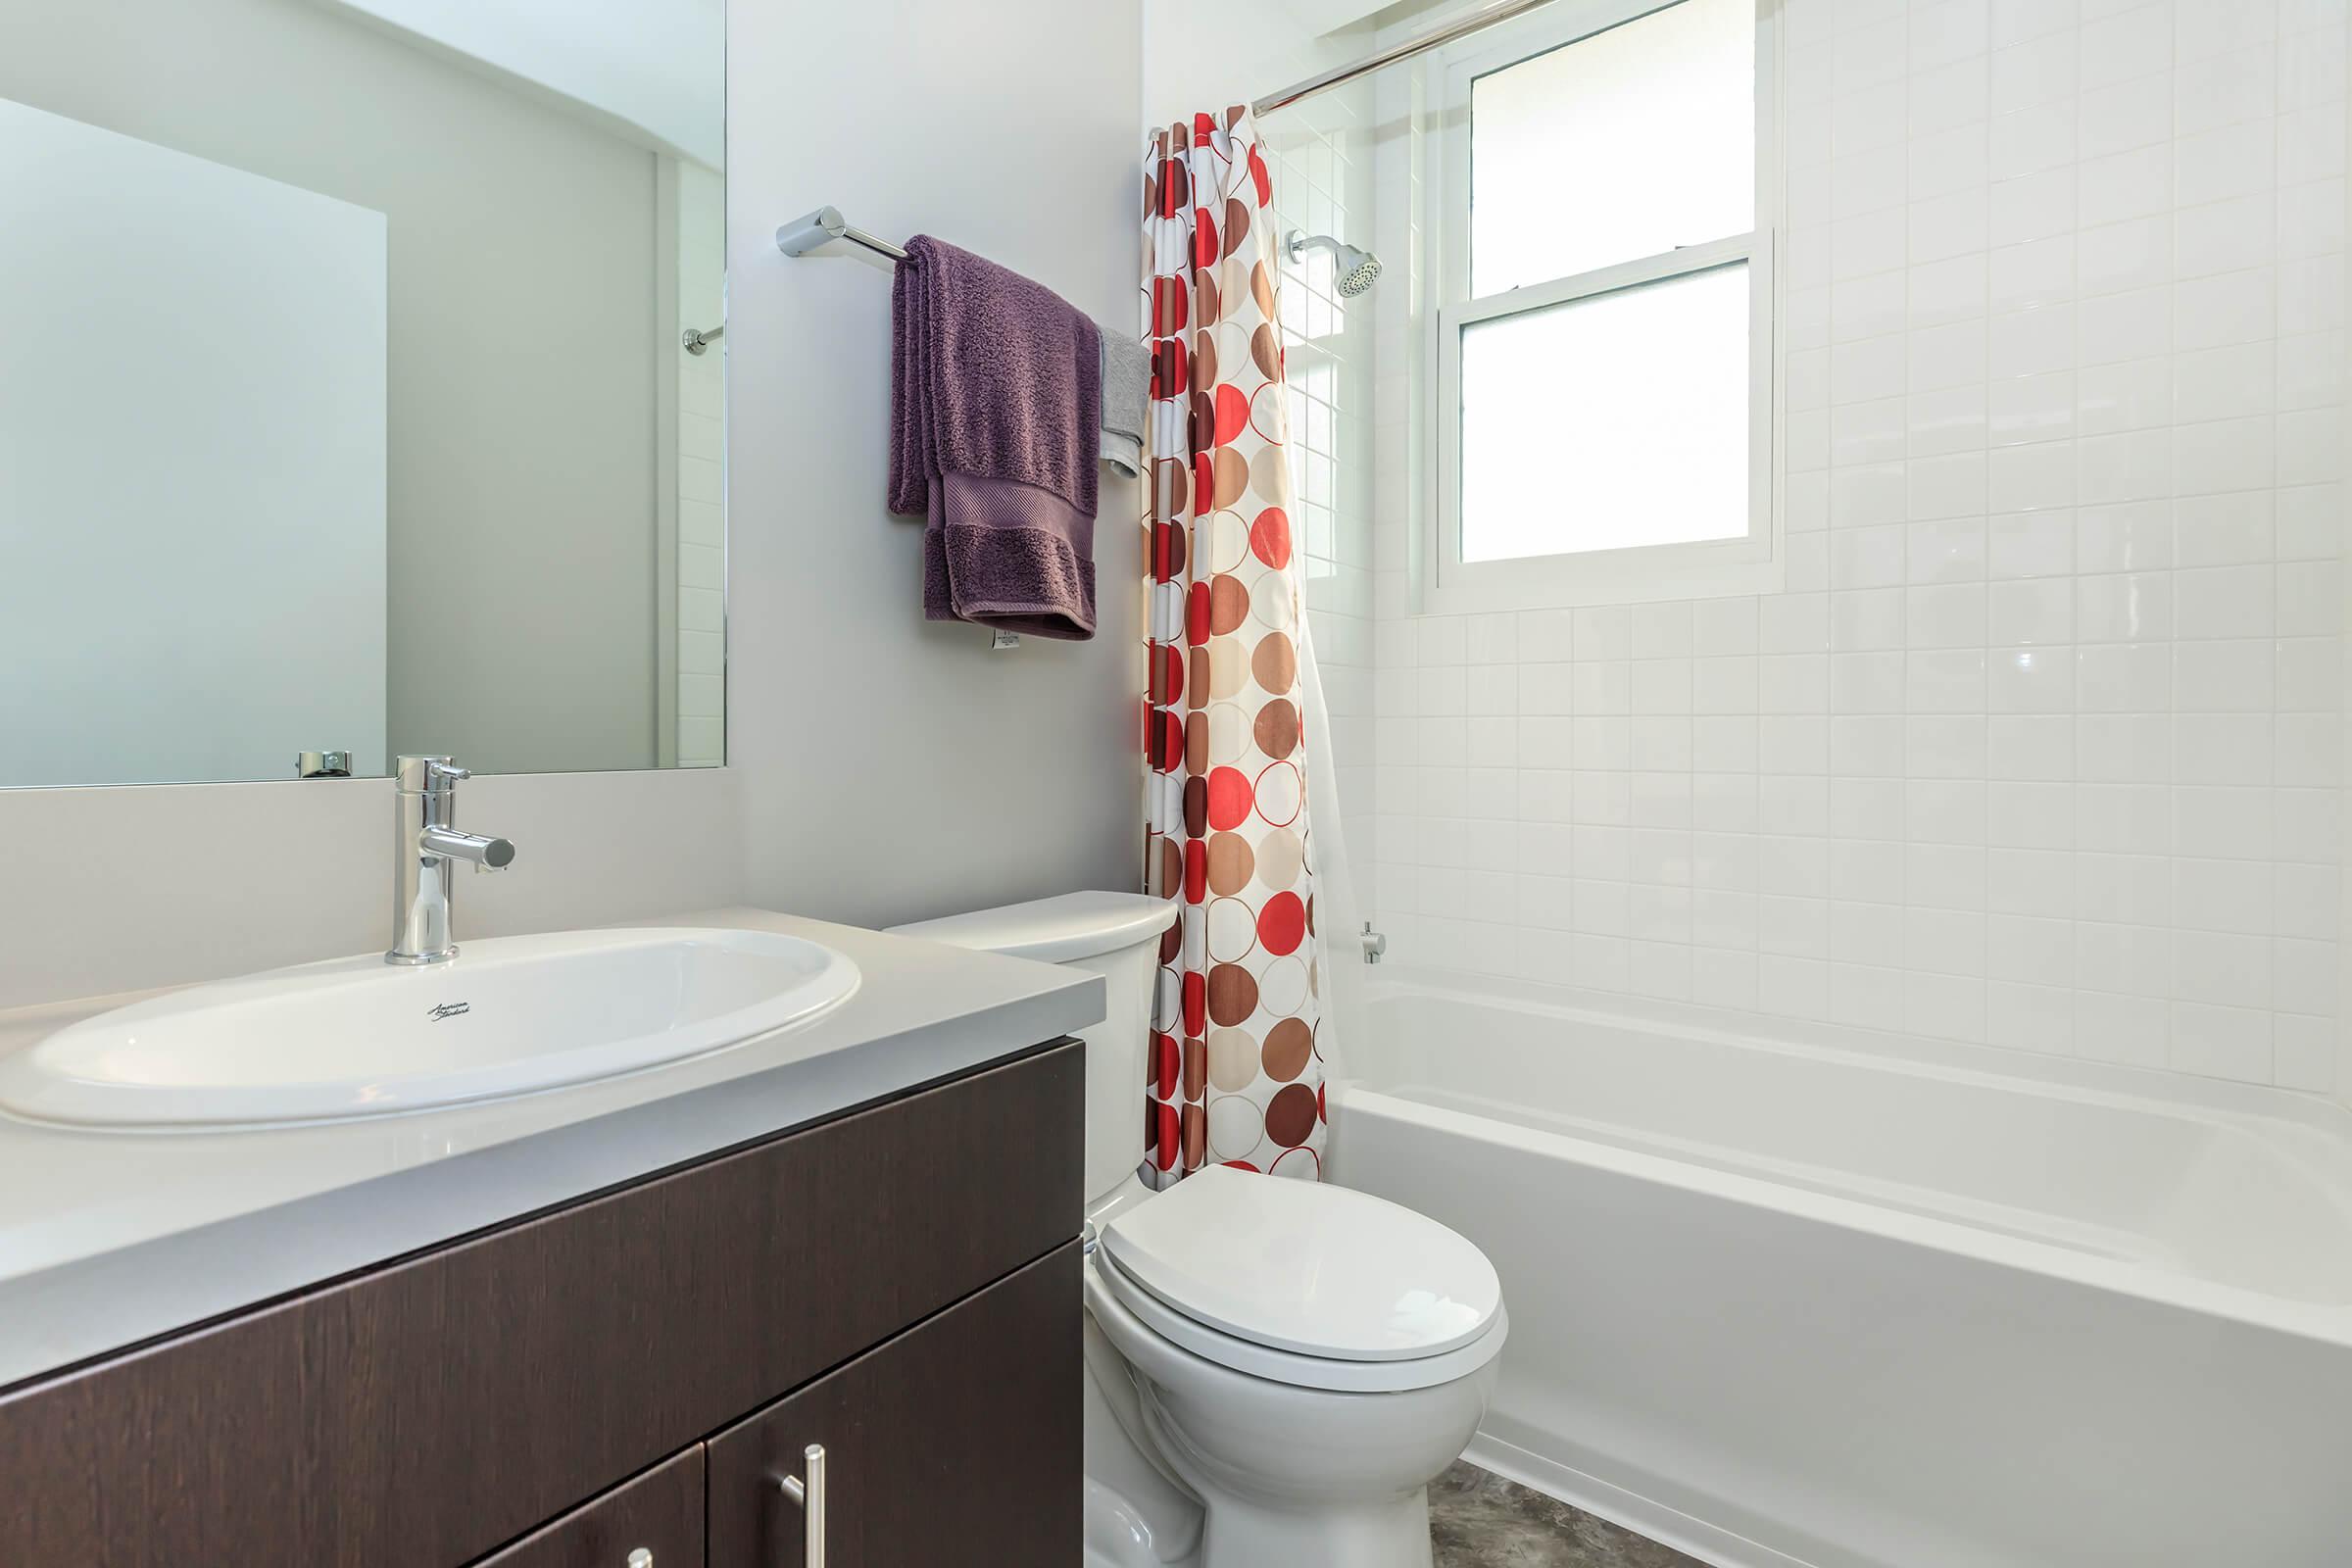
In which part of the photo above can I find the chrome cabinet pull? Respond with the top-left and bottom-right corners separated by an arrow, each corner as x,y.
625,1552 -> 653,1568
778,1443 -> 827,1566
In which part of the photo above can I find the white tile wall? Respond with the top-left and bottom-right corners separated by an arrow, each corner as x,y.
1353,0 -> 2349,1094
1264,84 -> 1381,916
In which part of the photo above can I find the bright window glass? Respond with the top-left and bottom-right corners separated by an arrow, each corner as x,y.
1459,263 -> 1749,563
1470,0 -> 1754,293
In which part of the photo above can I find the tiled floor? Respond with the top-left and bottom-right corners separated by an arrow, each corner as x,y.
1431,1462 -> 1705,1568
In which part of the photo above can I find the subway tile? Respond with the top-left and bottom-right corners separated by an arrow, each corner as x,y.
2074,991 -> 2172,1066
2173,342 -> 2278,425
2076,572 -> 2172,642
2178,119 -> 2279,211
1990,28 -> 2078,115
1990,235 -> 2077,313
1834,463 -> 1910,528
1910,52 -> 1995,136
2078,919 -> 2174,995
2077,287 -> 2172,369
1692,596 -> 1761,656
1909,384 -> 1993,456
1991,0 -> 2075,48
2077,713 -> 2172,782
1908,648 -> 1989,711
1987,577 -> 2074,644
1989,714 -> 2076,779
1989,99 -> 2075,179
1909,778 -> 1989,844
2175,564 -> 2277,638
2079,145 -> 2175,229
1910,123 -> 1990,203
1989,169 -> 2078,247
2174,711 -> 2275,784
2077,358 -> 2175,434
2172,931 -> 2273,1009
1909,516 -> 1990,583
2079,69 -> 2175,158
1988,370 -> 2078,448
2173,417 -> 2277,497
1988,510 -> 2077,577
1830,585 -> 1909,650
2080,3 -> 2172,91
2176,637 -> 2278,710
1357,11 -> 2341,1092
2176,192 -> 2278,278
1988,439 -> 2078,511
1987,979 -> 2077,1051
1908,252 -> 1990,325
2078,852 -> 2173,925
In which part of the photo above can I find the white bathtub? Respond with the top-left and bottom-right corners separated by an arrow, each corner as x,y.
1326,971 -> 2352,1568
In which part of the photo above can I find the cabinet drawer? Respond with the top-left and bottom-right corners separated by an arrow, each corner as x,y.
0,1043 -> 1081,1567
472,1446 -> 704,1568
709,1242 -> 1079,1567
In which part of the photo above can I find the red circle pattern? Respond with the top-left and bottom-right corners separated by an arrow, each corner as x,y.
1139,111 -> 1326,1192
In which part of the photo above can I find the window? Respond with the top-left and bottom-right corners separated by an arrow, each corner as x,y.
1427,0 -> 1778,612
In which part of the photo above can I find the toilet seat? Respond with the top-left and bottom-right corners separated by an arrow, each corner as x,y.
1094,1166 -> 1507,1394
1093,1248 -> 1507,1393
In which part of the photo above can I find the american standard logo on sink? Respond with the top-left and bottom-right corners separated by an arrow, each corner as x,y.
426,1002 -> 471,1022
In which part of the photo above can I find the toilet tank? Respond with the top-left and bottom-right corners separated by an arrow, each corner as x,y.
888,891 -> 1178,1207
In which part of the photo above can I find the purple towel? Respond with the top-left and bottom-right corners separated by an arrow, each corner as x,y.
890,235 -> 1102,640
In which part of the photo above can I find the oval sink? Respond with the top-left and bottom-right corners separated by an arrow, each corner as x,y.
0,928 -> 859,1131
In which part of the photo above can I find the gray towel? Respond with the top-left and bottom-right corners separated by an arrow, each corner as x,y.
1099,324 -> 1151,477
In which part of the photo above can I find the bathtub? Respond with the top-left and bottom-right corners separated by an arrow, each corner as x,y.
1325,971 -> 2352,1568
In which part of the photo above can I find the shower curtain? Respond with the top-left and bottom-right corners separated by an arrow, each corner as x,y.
1141,108 -> 1327,1186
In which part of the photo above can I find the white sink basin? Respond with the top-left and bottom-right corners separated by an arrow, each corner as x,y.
0,928 -> 859,1131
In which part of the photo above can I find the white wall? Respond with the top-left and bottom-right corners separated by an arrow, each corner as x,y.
722,0 -> 1145,930
0,98 -> 387,787
1360,0 -> 2352,1096
0,0 -> 663,779
0,768 -> 742,1009
318,0 -> 724,169
1146,0 -> 1356,126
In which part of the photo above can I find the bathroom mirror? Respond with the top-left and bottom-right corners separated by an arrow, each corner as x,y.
0,0 -> 726,786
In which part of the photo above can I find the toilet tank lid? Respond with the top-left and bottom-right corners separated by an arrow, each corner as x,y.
887,891 -> 1177,963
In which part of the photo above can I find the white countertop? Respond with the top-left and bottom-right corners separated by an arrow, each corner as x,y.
0,907 -> 1102,1391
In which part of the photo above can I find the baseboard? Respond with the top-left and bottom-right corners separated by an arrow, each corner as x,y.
1459,1432 -> 1822,1568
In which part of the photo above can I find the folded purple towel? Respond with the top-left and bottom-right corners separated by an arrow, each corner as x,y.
890,235 -> 1102,640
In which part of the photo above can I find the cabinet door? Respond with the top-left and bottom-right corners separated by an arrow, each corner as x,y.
472,1445 -> 703,1568
708,1243 -> 1078,1567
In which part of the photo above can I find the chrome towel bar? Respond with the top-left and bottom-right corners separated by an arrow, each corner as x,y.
776,205 -> 908,262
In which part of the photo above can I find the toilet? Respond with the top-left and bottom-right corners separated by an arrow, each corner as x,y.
891,891 -> 1507,1568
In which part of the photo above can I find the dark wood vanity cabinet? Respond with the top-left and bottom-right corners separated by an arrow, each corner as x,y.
0,1043 -> 1083,1568
707,1243 -> 1079,1567
473,1446 -> 707,1568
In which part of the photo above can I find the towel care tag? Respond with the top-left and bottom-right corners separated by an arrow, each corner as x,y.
990,629 -> 1023,651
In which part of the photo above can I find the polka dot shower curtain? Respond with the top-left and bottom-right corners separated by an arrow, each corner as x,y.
1141,108 -> 1326,1188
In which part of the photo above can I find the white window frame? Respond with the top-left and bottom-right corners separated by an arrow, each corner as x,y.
1421,0 -> 1783,616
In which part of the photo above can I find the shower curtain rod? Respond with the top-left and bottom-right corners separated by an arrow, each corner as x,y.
1250,0 -> 1564,116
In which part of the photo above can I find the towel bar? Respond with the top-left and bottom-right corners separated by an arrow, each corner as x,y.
781,206 -> 1025,652
776,206 -> 908,263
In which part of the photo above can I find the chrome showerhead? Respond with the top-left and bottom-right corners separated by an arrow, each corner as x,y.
1287,228 -> 1384,297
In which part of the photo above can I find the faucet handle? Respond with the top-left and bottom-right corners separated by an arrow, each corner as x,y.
395,755 -> 474,792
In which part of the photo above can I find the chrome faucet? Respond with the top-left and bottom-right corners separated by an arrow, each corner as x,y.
386,756 -> 515,965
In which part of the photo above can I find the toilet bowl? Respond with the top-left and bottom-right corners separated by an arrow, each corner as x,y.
892,891 -> 1507,1568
